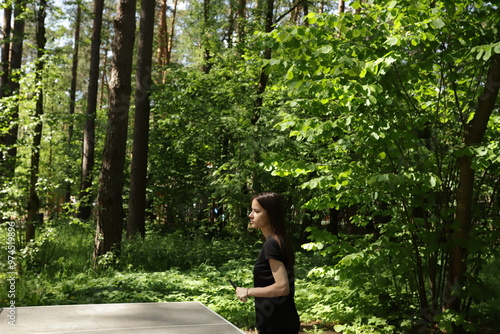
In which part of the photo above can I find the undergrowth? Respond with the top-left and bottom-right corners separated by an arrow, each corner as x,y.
1,219 -> 499,333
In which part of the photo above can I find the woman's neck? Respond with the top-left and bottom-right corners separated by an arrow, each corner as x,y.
260,226 -> 272,239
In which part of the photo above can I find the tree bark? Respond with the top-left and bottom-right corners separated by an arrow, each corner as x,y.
66,1 -> 82,203
127,0 -> 155,239
157,0 -> 167,68
201,0 -> 213,74
94,0 -> 137,259
166,0 -> 178,65
0,4 -> 12,182
236,0 -> 246,47
78,0 -> 104,220
0,0 -> 25,180
251,0 -> 273,125
156,0 -> 177,81
0,5 -> 11,98
446,43 -> 500,321
338,0 -> 345,14
26,0 -> 47,242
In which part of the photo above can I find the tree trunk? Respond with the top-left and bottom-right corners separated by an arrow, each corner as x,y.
226,0 -> 235,48
26,0 -> 47,242
78,0 -> 104,220
0,4 -> 12,182
66,2 -> 82,203
0,5 -> 11,98
338,0 -> 345,14
251,0 -> 273,125
156,0 -> 177,81
201,0 -> 212,74
157,0 -> 167,68
0,0 -> 25,180
94,0 -> 137,259
166,0 -> 178,65
127,0 -> 156,239
236,0 -> 246,48
446,43 -> 500,328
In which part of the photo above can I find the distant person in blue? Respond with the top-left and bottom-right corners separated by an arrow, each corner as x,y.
235,192 -> 300,334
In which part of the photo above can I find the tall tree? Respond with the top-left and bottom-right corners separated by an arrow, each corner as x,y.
0,3 -> 11,99
166,0 -> 178,65
251,0 -> 274,125
201,0 -> 213,73
127,0 -> 156,239
26,0 -> 47,241
0,3 -> 12,183
235,0 -> 246,47
0,0 -> 26,180
157,0 -> 167,69
78,0 -> 104,220
447,35 -> 500,320
94,0 -> 137,259
66,0 -> 82,203
157,0 -> 178,75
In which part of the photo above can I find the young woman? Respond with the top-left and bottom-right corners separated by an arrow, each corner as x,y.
235,192 -> 300,334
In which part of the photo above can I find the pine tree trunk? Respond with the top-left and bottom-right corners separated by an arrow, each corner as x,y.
0,1 -> 25,179
66,2 -> 82,203
251,0 -> 273,125
236,0 -> 246,48
166,0 -> 178,65
0,5 -> 12,181
127,0 -> 156,239
26,0 -> 47,242
202,0 -> 213,74
157,0 -> 167,68
78,0 -> 104,220
94,0 -> 137,259
0,6 -> 11,98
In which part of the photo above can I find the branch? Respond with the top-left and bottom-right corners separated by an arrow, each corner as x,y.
275,0 -> 310,24
466,51 -> 500,145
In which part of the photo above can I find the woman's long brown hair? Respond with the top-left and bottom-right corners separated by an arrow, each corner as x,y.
253,192 -> 295,272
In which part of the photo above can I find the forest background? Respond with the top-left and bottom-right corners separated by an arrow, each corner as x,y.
0,0 -> 499,333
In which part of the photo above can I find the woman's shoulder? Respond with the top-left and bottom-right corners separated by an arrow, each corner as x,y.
265,235 -> 279,245
263,235 -> 282,254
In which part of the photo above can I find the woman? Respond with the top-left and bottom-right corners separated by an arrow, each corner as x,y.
235,192 -> 300,334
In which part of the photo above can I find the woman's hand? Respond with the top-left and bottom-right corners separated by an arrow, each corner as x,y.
235,287 -> 249,302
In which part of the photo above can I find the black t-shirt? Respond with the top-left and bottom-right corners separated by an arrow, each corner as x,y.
253,236 -> 300,334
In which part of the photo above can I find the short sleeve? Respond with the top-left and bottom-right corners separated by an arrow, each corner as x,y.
263,237 -> 284,263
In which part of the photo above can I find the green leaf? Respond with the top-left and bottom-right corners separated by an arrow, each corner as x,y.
475,48 -> 484,60
334,324 -> 346,332
431,18 -> 445,29
386,36 -> 399,46
429,174 -> 437,187
286,65 -> 295,80
305,12 -> 317,25
387,1 -> 398,9
483,48 -> 492,61
316,45 -> 333,54
494,43 -> 500,54
359,67 -> 367,78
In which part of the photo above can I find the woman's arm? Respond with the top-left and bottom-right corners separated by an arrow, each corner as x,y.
236,259 -> 290,301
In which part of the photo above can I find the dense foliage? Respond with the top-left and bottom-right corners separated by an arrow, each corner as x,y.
1,0 -> 499,333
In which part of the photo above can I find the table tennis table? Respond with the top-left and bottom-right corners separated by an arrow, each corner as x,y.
0,301 -> 245,333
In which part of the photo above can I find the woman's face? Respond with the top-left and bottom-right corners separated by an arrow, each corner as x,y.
248,199 -> 270,230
